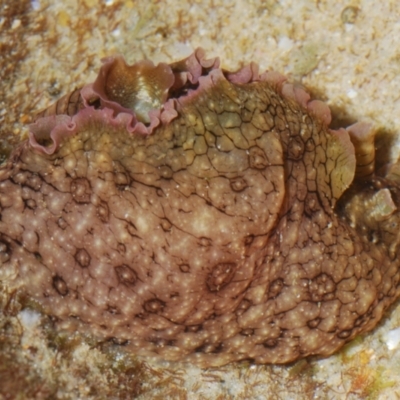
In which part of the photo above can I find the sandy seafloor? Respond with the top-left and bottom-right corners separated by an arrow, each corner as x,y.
2,0 -> 400,399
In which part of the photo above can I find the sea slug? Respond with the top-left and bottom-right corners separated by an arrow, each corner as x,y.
0,49 -> 399,367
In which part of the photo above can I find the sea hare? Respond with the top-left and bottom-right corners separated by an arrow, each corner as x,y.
1,49 -> 400,367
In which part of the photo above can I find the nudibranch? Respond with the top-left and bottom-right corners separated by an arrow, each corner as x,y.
0,49 -> 399,367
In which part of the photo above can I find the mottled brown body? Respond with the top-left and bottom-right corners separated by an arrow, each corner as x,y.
1,56 -> 400,367
34,87 -> 84,120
